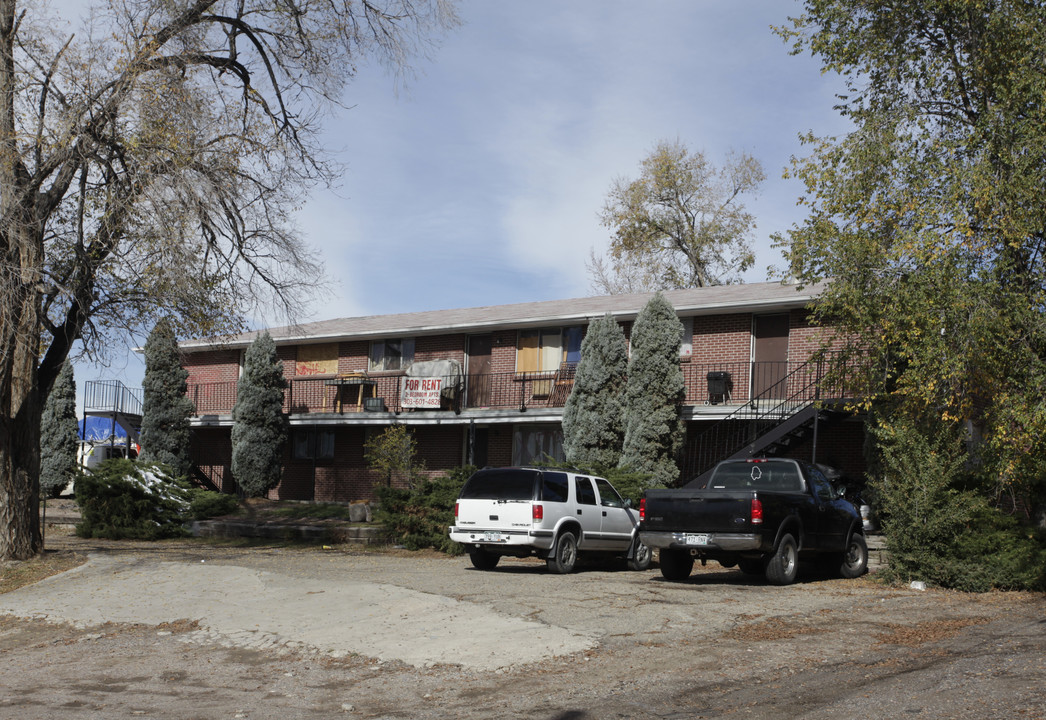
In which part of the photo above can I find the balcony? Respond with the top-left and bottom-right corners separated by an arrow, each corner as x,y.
187,361 -> 847,418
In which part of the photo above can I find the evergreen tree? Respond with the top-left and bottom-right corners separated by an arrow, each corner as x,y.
140,319 -> 194,477
620,293 -> 686,487
562,314 -> 628,470
40,361 -> 78,497
231,332 -> 288,497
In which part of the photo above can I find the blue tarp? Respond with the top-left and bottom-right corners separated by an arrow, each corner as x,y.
78,417 -> 132,442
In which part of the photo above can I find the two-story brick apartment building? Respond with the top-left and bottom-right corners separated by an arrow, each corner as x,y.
181,280 -> 866,501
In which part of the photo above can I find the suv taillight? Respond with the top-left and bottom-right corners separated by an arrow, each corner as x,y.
533,504 -> 543,521
639,498 -> 646,522
454,502 -> 459,519
751,498 -> 763,525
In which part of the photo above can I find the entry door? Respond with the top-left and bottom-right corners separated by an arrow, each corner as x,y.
752,314 -> 790,399
466,335 -> 492,407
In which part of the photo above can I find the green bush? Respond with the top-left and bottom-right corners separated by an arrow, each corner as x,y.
188,490 -> 241,520
373,466 -> 474,554
873,417 -> 1046,591
74,459 -> 193,540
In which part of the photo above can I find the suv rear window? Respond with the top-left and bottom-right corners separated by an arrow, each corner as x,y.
459,469 -> 538,500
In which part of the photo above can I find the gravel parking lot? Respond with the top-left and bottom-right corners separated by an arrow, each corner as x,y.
1,530 -> 1044,719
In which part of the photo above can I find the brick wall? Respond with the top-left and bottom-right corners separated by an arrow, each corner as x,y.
489,331 -> 517,374
690,313 -> 751,364
184,349 -> 239,384
415,335 -> 466,364
338,341 -> 369,374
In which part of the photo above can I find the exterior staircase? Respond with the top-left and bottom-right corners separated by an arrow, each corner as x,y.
82,380 -> 143,445
681,354 -> 855,488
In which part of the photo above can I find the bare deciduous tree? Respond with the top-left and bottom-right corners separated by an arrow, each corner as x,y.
0,0 -> 458,559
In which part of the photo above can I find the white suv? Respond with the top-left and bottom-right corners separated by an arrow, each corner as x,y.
448,467 -> 651,573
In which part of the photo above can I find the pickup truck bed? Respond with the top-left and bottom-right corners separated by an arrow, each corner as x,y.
639,458 -> 868,585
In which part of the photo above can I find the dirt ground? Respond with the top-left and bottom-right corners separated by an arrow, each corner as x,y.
1,526 -> 1044,720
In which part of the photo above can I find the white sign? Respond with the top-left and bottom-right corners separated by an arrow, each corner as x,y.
401,377 -> 442,409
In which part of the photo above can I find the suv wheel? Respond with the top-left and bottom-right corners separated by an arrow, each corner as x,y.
627,536 -> 653,571
546,531 -> 578,574
468,549 -> 500,570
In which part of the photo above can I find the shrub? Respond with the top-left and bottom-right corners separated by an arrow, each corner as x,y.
874,417 -> 1046,591
74,459 -> 192,540
373,466 -> 474,553
188,490 -> 241,520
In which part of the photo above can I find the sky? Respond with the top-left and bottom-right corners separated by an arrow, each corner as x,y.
69,0 -> 851,401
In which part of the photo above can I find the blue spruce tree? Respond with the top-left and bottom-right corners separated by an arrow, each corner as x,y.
620,293 -> 686,487
231,332 -> 288,497
562,314 -> 627,470
40,361 -> 78,497
140,319 -> 194,476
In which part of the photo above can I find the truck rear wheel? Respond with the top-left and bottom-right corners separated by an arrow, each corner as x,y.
659,549 -> 694,582
765,533 -> 799,585
546,531 -> 578,574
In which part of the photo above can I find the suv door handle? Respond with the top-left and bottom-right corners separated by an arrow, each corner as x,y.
577,509 -> 582,515
602,511 -> 607,517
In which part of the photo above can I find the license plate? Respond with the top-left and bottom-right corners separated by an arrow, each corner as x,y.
482,532 -> 505,542
684,533 -> 710,546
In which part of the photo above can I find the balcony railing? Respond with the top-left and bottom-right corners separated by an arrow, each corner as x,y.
186,361 -> 847,417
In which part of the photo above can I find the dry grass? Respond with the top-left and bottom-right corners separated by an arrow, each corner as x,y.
874,617 -> 993,647
0,551 -> 86,594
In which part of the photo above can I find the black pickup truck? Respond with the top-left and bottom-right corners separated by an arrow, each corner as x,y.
639,458 -> 868,585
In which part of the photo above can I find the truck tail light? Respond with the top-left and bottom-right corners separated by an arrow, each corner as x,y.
639,498 -> 646,522
751,498 -> 763,525
533,504 -> 544,521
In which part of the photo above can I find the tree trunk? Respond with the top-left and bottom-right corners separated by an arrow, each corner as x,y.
0,0 -> 44,560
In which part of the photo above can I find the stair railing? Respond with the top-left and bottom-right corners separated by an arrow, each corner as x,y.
681,352 -> 852,483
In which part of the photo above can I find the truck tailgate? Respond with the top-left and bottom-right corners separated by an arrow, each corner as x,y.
642,489 -> 756,533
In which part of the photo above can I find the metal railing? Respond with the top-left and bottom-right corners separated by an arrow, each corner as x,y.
184,361 -> 847,417
83,380 -> 144,417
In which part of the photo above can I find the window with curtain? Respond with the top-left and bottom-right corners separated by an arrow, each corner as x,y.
515,327 -> 583,372
511,426 -> 564,466
293,429 -> 335,460
369,338 -> 415,372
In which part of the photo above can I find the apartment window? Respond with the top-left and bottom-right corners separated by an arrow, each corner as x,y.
511,425 -> 564,465
680,317 -> 693,358
515,326 -> 583,373
293,429 -> 335,460
369,338 -> 415,372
